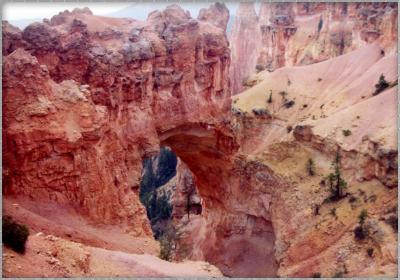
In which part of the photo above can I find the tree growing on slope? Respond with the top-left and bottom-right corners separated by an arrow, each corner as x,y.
373,74 -> 389,96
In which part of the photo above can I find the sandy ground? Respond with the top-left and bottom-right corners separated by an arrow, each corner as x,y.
3,234 -> 222,277
2,197 -> 222,277
233,43 -> 397,154
3,197 -> 159,255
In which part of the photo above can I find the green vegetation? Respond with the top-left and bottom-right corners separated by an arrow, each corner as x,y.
3,215 -> 30,254
284,100 -> 295,108
354,209 -> 369,241
318,17 -> 323,33
385,215 -> 398,231
324,152 -> 348,202
306,158 -> 315,176
332,271 -> 344,278
252,108 -> 270,116
354,225 -> 366,240
267,91 -> 273,103
373,74 -> 389,96
358,209 -> 368,224
256,64 -> 266,72
312,272 -> 322,278
367,247 -> 374,257
159,223 -> 179,261
313,204 -> 320,216
342,129 -> 352,137
330,208 -> 337,218
140,147 -> 177,239
232,107 -> 243,116
348,195 -> 357,203
140,147 -> 177,202
279,91 -> 288,100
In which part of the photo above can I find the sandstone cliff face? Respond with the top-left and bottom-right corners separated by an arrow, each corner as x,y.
230,2 -> 398,94
3,4 -> 231,238
3,4 -> 273,277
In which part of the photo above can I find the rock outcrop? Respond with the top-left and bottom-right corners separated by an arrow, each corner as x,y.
3,3 -> 275,277
230,2 -> 398,94
3,4 -> 231,237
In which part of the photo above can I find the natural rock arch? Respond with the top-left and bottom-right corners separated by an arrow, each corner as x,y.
3,5 -> 279,277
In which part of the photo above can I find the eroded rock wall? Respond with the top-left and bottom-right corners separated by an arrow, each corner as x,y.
3,4 -> 231,237
230,2 -> 398,94
3,4 -> 278,277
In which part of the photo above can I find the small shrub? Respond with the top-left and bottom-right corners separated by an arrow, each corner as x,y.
256,64 -> 266,72
252,108 -> 270,116
303,104 -> 308,108
373,74 -> 389,96
231,107 -> 242,116
333,271 -> 344,278
279,91 -> 288,100
312,115 -> 316,120
324,152 -> 348,202
287,125 -> 293,133
348,195 -> 357,203
330,208 -> 337,218
317,78 -> 322,82
342,129 -> 351,136
320,104 -> 324,109
312,272 -> 321,278
267,91 -> 273,103
306,158 -> 315,176
354,225 -> 367,240
284,100 -> 295,108
159,223 -> 179,261
3,215 -> 30,254
358,209 -> 368,224
367,247 -> 374,257
385,215 -> 398,231
314,204 -> 320,216
367,194 -> 377,203
318,17 -> 323,32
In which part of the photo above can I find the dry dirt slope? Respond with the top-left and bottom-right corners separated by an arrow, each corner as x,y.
2,198 -> 222,277
231,43 -> 397,277
233,42 -> 397,155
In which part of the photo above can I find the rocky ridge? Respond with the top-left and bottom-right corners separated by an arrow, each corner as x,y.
230,2 -> 398,94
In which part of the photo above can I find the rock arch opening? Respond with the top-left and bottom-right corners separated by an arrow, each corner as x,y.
149,124 -> 279,277
139,146 -> 203,242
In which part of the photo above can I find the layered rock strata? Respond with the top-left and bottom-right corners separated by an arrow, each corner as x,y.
3,4 -> 277,277
230,2 -> 398,94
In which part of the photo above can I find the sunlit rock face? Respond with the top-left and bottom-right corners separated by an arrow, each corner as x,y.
230,2 -> 398,94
